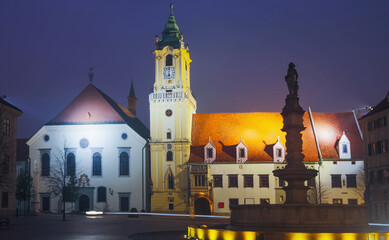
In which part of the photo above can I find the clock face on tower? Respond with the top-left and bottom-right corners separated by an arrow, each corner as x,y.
163,67 -> 175,79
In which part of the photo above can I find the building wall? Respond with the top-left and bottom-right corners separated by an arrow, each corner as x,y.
191,160 -> 365,215
360,107 -> 389,222
0,101 -> 22,217
27,124 -> 147,213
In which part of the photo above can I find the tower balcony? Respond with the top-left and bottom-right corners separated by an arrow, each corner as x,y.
149,91 -> 195,103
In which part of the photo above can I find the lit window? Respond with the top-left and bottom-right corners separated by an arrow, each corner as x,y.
66,153 -> 76,176
333,199 -> 343,204
260,198 -> 270,204
92,153 -> 102,176
97,186 -> 106,202
194,175 -> 206,187
119,152 -> 129,176
41,153 -> 50,176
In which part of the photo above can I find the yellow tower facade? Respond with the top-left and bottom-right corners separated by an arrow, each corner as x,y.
149,5 -> 196,213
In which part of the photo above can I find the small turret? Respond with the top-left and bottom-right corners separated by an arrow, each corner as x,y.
127,81 -> 137,116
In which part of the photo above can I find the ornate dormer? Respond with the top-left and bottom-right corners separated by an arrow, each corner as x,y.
204,137 -> 216,163
338,131 -> 351,159
236,137 -> 248,163
273,136 -> 285,162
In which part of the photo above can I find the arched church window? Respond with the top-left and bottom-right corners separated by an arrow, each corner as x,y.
92,152 -> 102,176
166,151 -> 173,161
168,172 -> 175,189
41,153 -> 50,176
67,153 -> 76,176
166,54 -> 173,66
119,152 -> 129,176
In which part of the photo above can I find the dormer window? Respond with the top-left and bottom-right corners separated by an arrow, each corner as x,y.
166,54 -> 173,66
338,132 -> 351,159
273,136 -> 285,162
204,137 -> 216,163
236,138 -> 248,163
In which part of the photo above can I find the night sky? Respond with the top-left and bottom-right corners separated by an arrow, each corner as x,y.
1,0 -> 388,138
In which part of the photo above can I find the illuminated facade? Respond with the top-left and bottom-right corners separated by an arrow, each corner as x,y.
27,84 -> 149,213
360,91 -> 389,222
149,5 -> 196,213
189,112 -> 365,215
0,97 -> 22,217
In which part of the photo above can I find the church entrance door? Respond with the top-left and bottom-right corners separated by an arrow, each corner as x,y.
79,195 -> 89,211
195,198 -> 211,215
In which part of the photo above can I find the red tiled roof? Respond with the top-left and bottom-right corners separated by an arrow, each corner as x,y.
190,112 -> 363,163
47,84 -> 149,139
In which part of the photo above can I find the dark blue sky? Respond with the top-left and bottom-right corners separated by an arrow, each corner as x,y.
1,0 -> 388,138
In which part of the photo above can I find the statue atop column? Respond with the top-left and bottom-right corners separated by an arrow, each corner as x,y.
285,62 -> 298,96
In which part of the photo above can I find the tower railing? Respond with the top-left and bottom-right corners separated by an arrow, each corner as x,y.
149,91 -> 191,101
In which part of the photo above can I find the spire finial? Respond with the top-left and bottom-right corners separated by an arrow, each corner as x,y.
88,68 -> 94,83
170,3 -> 174,16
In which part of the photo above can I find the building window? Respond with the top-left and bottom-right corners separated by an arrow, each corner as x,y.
168,172 -> 174,189
260,198 -> 270,204
119,152 -> 129,176
276,149 -> 282,157
229,198 -> 239,209
165,54 -> 173,66
346,174 -> 357,188
66,153 -> 76,176
243,175 -> 253,188
333,199 -> 343,204
368,143 -> 374,156
377,141 -> 383,154
2,154 -> 9,175
166,130 -> 172,140
2,118 -> 10,136
97,186 -> 106,202
383,139 -> 388,153
166,151 -> 173,161
259,175 -> 269,188
278,178 -> 285,187
377,170 -> 385,184
331,174 -> 342,188
244,198 -> 254,204
239,148 -> 245,158
228,175 -> 238,188
207,148 -> 213,158
213,175 -> 223,188
92,152 -> 102,176
1,192 -> 8,208
169,203 -> 174,210
41,153 -> 50,176
342,144 -> 348,153
348,199 -> 358,205
194,175 -> 207,187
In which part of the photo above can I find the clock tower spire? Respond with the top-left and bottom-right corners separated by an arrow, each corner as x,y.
149,4 -> 196,213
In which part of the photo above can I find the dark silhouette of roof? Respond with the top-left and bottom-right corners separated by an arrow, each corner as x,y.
0,97 -> 22,113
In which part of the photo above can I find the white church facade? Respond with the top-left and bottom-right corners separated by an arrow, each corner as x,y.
27,83 -> 149,213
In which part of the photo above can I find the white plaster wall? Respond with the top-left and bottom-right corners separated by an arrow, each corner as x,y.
319,160 -> 365,204
209,163 -> 277,215
28,124 -> 147,212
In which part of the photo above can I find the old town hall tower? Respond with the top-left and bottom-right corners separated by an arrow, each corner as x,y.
149,4 -> 196,213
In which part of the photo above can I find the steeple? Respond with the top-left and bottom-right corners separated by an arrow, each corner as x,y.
127,81 -> 137,116
155,4 -> 183,50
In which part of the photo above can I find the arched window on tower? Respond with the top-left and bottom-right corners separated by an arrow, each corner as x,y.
166,151 -> 173,161
166,54 -> 173,66
167,170 -> 175,189
66,153 -> 76,176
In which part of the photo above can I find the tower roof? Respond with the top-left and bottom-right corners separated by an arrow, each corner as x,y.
129,81 -> 136,98
156,4 -> 182,50
46,84 -> 149,140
